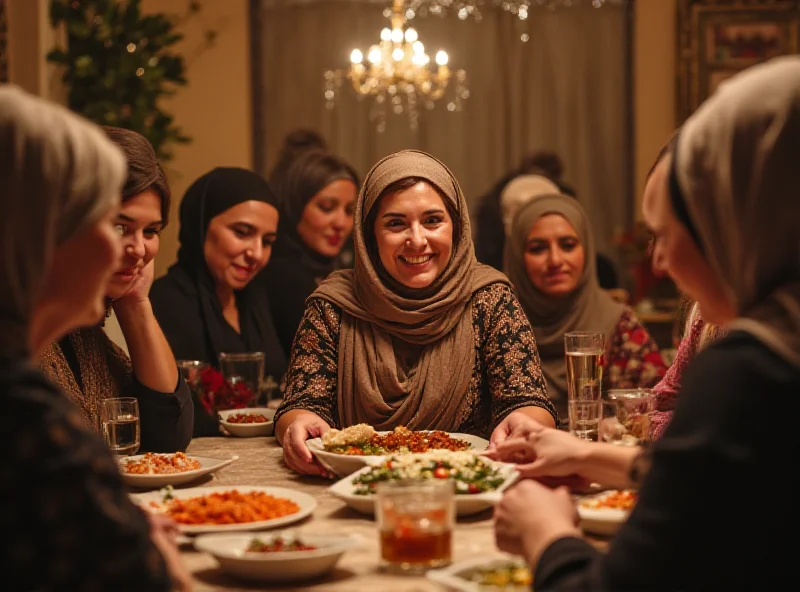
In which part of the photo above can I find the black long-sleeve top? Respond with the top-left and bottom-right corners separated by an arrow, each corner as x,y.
0,359 -> 172,591
534,331 -> 799,591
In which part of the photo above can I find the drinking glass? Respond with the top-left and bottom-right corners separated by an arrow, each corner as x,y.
376,479 -> 455,574
218,352 -> 265,406
568,399 -> 601,441
177,360 -> 209,391
564,332 -> 605,402
177,360 -> 221,436
101,397 -> 140,456
604,388 -> 656,446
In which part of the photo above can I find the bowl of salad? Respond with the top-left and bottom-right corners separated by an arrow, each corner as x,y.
328,449 -> 518,516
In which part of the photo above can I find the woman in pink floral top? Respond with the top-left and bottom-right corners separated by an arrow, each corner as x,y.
505,193 -> 667,426
650,303 -> 725,439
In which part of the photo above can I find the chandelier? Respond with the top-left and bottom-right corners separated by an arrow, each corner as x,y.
323,0 -> 468,132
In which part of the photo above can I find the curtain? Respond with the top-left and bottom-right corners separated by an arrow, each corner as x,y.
255,0 -> 631,252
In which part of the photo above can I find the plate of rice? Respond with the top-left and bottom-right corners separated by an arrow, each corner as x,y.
307,424 -> 488,477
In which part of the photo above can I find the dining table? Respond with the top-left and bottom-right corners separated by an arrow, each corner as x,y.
170,435 -> 607,591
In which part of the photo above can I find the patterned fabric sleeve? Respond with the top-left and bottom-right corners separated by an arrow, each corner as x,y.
650,316 -> 706,440
605,308 -> 668,391
274,298 -> 342,429
474,283 -> 558,427
1,371 -> 171,591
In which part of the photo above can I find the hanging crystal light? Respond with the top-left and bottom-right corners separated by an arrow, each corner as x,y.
323,0 -> 468,133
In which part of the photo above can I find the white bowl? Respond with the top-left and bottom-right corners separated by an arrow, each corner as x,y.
193,532 -> 361,583
307,432 -> 490,477
576,489 -> 635,536
218,408 -> 275,437
119,454 -> 237,489
328,461 -> 519,517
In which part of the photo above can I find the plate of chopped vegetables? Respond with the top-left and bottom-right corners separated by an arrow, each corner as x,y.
328,450 -> 518,516
427,556 -> 533,591
307,424 -> 488,477
119,452 -> 238,489
218,408 -> 275,437
193,531 -> 361,583
576,489 -> 638,536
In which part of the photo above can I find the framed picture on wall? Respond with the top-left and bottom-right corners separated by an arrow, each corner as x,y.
0,0 -> 8,83
677,0 -> 800,122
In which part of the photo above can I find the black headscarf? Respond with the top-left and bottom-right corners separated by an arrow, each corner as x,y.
150,167 -> 287,380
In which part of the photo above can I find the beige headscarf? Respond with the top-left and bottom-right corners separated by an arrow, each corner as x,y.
0,85 -> 126,359
499,174 -> 560,236
674,55 -> 800,367
314,150 -> 508,430
504,194 -> 624,418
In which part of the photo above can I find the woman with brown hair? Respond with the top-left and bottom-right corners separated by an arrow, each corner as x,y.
0,86 -> 190,591
275,150 -> 557,475
265,149 -> 359,355
39,126 -> 192,453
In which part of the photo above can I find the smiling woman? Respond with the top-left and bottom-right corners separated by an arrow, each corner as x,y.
39,125 -> 193,453
273,150 -> 558,476
150,167 -> 287,436
265,150 -> 359,356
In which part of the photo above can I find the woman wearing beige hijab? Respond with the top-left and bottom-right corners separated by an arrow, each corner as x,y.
275,150 -> 557,475
491,56 -> 800,590
0,86 -> 190,591
505,193 -> 666,425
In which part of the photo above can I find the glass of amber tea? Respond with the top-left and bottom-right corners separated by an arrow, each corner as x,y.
376,479 -> 455,574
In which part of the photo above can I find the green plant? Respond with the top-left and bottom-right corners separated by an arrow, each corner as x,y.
47,0 -> 206,161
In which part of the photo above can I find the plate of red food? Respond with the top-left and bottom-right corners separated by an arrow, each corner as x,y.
218,407 -> 275,437
307,424 -> 489,477
193,531 -> 361,583
131,485 -> 317,534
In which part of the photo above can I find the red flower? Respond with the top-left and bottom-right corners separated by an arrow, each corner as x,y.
196,367 -> 257,414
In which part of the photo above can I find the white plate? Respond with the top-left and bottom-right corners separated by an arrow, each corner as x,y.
130,485 -> 317,534
576,489 -> 635,536
427,555 -> 533,592
307,432 -> 490,477
194,532 -> 362,583
119,454 -> 238,489
218,408 -> 275,437
328,462 -> 519,517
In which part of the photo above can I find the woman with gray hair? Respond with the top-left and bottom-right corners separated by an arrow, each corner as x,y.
0,85 -> 190,590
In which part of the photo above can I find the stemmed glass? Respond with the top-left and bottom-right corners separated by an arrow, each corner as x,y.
101,397 -> 140,456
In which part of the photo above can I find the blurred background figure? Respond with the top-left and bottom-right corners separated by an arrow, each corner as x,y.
267,128 -> 329,189
505,193 -> 666,424
265,149 -> 359,357
475,150 -> 619,289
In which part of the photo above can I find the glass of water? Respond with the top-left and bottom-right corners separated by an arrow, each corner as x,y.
564,332 -> 605,402
568,399 -> 601,441
101,397 -> 140,456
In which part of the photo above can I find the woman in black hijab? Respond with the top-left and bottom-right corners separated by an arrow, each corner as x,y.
264,150 -> 359,355
150,167 -> 287,433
